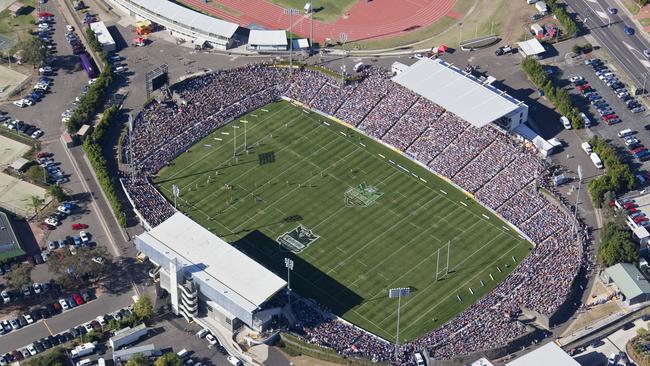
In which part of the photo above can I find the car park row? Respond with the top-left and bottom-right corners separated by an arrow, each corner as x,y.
0,303 -> 133,365
1,111 -> 43,139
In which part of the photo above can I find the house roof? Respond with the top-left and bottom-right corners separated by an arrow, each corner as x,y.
392,58 -> 525,128
605,263 -> 650,300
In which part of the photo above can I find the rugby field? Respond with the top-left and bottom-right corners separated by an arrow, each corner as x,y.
154,100 -> 531,342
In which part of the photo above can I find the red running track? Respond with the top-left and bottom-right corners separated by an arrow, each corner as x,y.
180,0 -> 458,43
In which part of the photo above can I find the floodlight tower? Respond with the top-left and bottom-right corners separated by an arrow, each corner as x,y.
284,8 -> 300,71
388,287 -> 410,359
285,258 -> 294,305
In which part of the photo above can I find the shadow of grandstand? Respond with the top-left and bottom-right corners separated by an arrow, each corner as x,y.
233,230 -> 364,315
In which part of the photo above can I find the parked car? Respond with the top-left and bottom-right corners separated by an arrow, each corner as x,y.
72,223 -> 88,230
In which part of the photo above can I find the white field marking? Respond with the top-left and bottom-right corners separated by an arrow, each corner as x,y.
411,173 -> 418,178
214,138 -> 222,141
323,121 -> 330,126
388,159 -> 395,164
502,226 -> 510,231
221,132 -> 230,135
397,165 -> 409,173
348,225 -> 441,289
294,103 -> 528,241
400,241 -> 523,332
231,144 -> 362,232
165,104 -> 290,181
460,201 -> 467,207
340,131 -> 347,136
261,109 -> 269,112
323,193 -> 441,276
337,246 -> 346,253
419,178 -> 427,183
440,189 -> 447,195
482,214 -> 490,220
191,124 -> 331,207
240,120 -> 248,123
378,154 -> 385,158
360,142 -> 366,147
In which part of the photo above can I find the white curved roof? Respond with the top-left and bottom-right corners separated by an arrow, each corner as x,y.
392,58 -> 525,128
130,0 -> 239,39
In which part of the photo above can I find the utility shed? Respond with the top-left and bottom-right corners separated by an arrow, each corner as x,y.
603,263 -> 650,306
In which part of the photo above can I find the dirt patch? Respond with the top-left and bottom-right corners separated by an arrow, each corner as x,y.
0,65 -> 29,101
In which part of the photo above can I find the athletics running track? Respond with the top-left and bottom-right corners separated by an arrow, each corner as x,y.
180,0 -> 460,43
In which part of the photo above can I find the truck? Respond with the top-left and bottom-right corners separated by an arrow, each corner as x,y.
109,323 -> 149,349
495,45 -> 513,56
71,342 -> 96,358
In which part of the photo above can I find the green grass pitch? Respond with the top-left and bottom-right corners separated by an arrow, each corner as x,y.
154,100 -> 532,342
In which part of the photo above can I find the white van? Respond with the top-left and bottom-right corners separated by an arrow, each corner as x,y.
581,142 -> 592,154
97,358 -> 106,366
590,152 -> 603,169
177,349 -> 189,360
553,174 -> 570,186
227,355 -> 243,366
560,116 -> 571,129
618,128 -> 633,137
414,352 -> 426,366
76,359 -> 91,366
353,62 -> 365,72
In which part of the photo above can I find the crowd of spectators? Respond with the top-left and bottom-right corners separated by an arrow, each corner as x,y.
121,64 -> 587,365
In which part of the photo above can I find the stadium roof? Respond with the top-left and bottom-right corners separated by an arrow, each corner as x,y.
138,212 -> 286,312
517,38 -> 546,57
129,0 -> 239,39
392,58 -> 525,128
248,30 -> 287,46
506,342 -> 579,366
605,263 -> 650,300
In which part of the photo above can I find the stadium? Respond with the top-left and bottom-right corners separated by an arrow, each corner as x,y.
125,60 -> 586,364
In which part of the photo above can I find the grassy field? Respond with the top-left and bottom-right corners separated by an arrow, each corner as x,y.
267,0 -> 356,22
155,101 -> 531,342
0,0 -> 37,49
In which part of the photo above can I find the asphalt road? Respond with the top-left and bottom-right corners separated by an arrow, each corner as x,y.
568,0 -> 650,88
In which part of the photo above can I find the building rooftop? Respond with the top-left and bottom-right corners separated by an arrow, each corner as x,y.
137,212 -> 286,313
248,30 -> 287,46
0,212 -> 24,260
506,342 -> 579,366
605,263 -> 650,300
89,21 -> 115,47
392,58 -> 525,128
517,38 -> 546,56
129,0 -> 239,39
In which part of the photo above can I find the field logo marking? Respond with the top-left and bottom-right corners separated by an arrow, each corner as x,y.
277,224 -> 320,253
344,182 -> 383,207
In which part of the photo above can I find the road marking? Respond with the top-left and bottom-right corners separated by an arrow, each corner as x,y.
595,10 -> 608,20
42,320 -> 53,336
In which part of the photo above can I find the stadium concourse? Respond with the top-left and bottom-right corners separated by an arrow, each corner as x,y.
121,64 -> 592,363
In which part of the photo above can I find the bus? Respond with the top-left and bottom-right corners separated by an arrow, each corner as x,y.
79,53 -> 98,78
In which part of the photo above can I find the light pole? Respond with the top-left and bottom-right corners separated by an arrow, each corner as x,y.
285,258 -> 294,305
573,165 -> 583,238
309,2 -> 314,55
284,8 -> 299,71
388,287 -> 410,360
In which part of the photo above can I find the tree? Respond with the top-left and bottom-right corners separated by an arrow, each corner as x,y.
6,262 -> 33,289
48,246 -> 112,287
26,165 -> 48,184
25,346 -> 66,366
133,295 -> 153,321
28,195 -> 45,215
47,185 -> 68,202
14,37 -> 46,66
598,223 -> 639,267
125,354 -> 148,366
154,353 -> 182,366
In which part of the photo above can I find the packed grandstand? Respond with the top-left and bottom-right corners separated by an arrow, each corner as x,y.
121,64 -> 592,364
